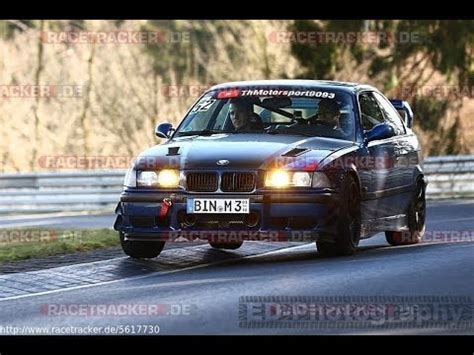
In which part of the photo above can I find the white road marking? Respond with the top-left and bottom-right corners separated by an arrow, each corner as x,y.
0,244 -> 306,302
1,229 -> 470,302
0,210 -> 110,222
0,220 -> 61,229
428,217 -> 474,223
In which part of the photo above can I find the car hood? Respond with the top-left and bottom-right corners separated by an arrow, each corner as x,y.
135,133 -> 355,170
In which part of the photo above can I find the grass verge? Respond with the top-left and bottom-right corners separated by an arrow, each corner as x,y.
0,229 -> 119,263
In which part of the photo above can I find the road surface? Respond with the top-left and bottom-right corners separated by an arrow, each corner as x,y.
0,199 -> 472,335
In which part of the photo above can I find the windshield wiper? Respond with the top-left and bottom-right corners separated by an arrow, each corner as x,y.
267,129 -> 315,137
176,129 -> 221,137
176,129 -> 243,137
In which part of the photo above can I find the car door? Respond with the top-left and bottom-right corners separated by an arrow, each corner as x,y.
358,91 -> 401,222
373,91 -> 417,213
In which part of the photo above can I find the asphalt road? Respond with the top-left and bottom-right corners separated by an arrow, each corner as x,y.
0,199 -> 472,335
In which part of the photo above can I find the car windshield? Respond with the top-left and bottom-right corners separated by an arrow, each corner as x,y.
174,88 -> 356,141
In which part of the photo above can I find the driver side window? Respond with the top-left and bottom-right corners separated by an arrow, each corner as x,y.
359,92 -> 385,131
212,100 -> 231,130
372,92 -> 406,135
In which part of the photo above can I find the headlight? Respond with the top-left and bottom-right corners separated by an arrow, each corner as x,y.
312,172 -> 331,188
265,170 -> 312,188
137,171 -> 159,187
137,169 -> 180,188
123,167 -> 136,187
265,170 -> 331,188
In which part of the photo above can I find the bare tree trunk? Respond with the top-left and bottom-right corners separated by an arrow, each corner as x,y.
79,42 -> 96,156
0,110 -> 8,171
31,20 -> 45,170
152,73 -> 159,128
0,43 -> 6,172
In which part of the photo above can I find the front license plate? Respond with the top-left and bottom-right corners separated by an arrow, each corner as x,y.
186,198 -> 249,214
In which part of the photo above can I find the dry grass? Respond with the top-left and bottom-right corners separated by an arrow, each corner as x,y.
0,20 -> 472,172
0,229 -> 119,263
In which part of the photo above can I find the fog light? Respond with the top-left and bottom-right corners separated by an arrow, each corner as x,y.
157,169 -> 180,188
244,212 -> 260,227
265,170 -> 290,188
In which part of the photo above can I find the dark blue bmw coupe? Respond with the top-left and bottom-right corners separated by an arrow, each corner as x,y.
114,80 -> 426,258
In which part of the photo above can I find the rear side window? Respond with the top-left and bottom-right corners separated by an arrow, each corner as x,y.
373,92 -> 406,135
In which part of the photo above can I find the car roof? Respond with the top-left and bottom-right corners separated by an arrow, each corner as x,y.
208,79 -> 378,94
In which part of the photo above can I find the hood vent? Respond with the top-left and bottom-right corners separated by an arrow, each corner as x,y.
281,148 -> 309,157
167,147 -> 180,156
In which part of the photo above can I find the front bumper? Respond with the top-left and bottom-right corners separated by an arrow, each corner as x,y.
114,190 -> 340,243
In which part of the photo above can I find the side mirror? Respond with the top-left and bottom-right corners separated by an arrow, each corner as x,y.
396,108 -> 413,128
389,99 -> 414,128
155,123 -> 174,139
404,108 -> 413,128
366,123 -> 396,142
396,109 -> 407,121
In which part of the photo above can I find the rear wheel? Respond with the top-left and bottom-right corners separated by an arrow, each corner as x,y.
316,175 -> 361,256
386,179 -> 426,245
208,241 -> 243,250
119,232 -> 165,259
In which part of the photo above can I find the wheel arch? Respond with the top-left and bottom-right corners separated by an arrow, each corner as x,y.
342,168 -> 363,199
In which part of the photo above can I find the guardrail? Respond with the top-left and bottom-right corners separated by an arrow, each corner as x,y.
0,155 -> 472,213
423,155 -> 474,199
0,170 -> 126,214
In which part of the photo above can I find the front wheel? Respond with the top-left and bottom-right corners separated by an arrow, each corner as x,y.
119,232 -> 165,259
385,179 -> 426,246
316,175 -> 361,256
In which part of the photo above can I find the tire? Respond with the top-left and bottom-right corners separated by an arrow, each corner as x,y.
316,175 -> 361,256
385,179 -> 426,246
209,241 -> 243,250
119,232 -> 165,259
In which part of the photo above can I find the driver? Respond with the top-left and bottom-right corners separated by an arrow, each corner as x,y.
229,98 -> 263,131
314,98 -> 342,129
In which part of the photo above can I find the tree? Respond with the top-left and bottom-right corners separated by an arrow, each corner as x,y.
289,20 -> 474,155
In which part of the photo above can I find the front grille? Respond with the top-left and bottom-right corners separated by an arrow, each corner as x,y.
186,172 -> 218,192
129,216 -> 169,228
193,214 -> 248,229
178,212 -> 260,230
221,172 -> 256,192
185,172 -> 256,192
130,216 -> 155,228
268,217 -> 318,229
